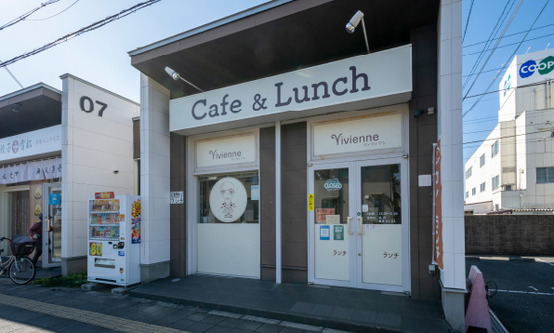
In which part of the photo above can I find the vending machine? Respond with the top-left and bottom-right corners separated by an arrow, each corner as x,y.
87,193 -> 141,286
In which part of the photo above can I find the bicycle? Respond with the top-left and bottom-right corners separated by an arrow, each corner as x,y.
0,236 -> 36,285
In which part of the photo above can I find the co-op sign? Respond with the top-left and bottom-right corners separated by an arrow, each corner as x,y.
519,55 -> 554,79
169,45 -> 412,134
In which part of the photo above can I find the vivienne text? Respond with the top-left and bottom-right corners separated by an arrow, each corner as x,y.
190,66 -> 371,121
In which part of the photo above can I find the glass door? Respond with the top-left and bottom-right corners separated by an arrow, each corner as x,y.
309,159 -> 408,292
42,183 -> 62,267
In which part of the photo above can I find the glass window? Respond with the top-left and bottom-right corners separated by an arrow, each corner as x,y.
361,164 -> 401,224
480,154 -> 485,167
465,167 -> 472,179
198,171 -> 259,223
491,140 -> 499,157
471,187 -> 476,195
313,168 -> 349,224
480,182 -> 486,192
465,191 -> 469,198
492,175 -> 500,190
536,167 -> 554,184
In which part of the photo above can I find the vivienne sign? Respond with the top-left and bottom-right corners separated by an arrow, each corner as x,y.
170,45 -> 412,133
0,125 -> 62,162
196,134 -> 257,168
312,113 -> 402,156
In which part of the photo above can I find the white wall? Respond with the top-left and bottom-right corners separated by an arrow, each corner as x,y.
464,126 -> 501,205
61,74 -> 139,260
139,74 -> 170,276
438,0 -> 465,330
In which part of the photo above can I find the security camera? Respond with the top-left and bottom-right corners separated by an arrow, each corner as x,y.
346,10 -> 364,33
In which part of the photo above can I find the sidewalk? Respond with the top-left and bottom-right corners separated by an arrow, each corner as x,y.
128,275 -> 452,333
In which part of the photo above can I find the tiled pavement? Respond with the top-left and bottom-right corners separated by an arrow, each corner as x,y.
128,275 -> 452,332
0,267 -> 452,332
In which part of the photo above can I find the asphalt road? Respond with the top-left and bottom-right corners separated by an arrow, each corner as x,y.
466,256 -> 554,333
0,275 -> 349,333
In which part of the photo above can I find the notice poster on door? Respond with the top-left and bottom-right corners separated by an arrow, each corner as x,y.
315,208 -> 335,223
319,225 -> 330,240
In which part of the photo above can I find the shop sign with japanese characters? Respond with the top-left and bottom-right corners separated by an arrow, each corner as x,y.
0,125 -> 61,162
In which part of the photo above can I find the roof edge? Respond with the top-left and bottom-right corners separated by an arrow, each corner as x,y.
127,0 -> 294,57
0,83 -> 62,102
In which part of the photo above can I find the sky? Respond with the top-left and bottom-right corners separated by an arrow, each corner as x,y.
0,0 -> 268,101
1,0 -> 553,163
462,0 -> 554,162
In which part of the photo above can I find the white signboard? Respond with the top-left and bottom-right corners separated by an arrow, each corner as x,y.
312,113 -> 402,156
196,134 -> 256,168
209,177 -> 248,223
171,45 -> 412,133
0,125 -> 62,162
516,49 -> 554,86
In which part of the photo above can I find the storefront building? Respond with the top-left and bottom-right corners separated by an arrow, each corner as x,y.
0,75 -> 139,275
129,0 -> 464,329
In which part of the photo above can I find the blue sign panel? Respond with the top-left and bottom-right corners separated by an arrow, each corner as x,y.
49,193 -> 61,205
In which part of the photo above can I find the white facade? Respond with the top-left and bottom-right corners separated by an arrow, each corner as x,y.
0,75 -> 139,275
465,49 -> 554,213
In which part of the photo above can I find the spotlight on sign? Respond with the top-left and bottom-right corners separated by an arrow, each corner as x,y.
345,10 -> 370,54
164,66 -> 203,92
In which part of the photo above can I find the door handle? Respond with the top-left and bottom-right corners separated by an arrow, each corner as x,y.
347,217 -> 353,235
357,217 -> 363,235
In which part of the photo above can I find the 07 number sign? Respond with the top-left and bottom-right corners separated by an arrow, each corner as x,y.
80,96 -> 107,117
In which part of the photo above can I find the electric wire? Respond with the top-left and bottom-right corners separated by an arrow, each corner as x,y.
0,0 -> 60,31
0,0 -> 162,69
463,22 -> 554,49
1,63 -> 24,89
27,0 -> 80,21
463,80 -> 552,100
464,31 -> 554,57
463,0 -> 516,90
462,0 -> 474,44
463,0 -> 551,118
463,0 -> 523,99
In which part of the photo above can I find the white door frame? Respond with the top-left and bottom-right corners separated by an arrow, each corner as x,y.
42,182 -> 62,268
307,157 -> 410,293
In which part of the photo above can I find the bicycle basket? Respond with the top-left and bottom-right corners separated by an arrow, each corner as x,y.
10,235 -> 35,256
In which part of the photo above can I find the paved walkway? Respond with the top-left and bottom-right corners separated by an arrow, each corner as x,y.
128,275 -> 451,333
0,275 -> 351,333
0,267 -> 451,332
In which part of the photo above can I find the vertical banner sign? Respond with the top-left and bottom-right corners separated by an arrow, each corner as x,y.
433,141 -> 444,269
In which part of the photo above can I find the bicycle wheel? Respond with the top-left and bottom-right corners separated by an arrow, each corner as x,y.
8,257 -> 35,285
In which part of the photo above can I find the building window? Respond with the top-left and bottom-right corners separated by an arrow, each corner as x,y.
480,153 -> 485,167
492,175 -> 500,190
465,191 -> 469,199
536,167 -> 554,184
198,171 -> 259,223
471,187 -> 476,195
465,167 -> 472,179
480,182 -> 486,192
491,140 -> 499,157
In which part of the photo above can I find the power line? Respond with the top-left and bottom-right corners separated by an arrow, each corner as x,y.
462,0 -> 516,91
463,31 -> 554,57
463,0 -> 523,98
462,0 -> 474,44
463,80 -> 552,101
27,0 -> 81,21
2,63 -> 24,89
0,0 -> 60,31
0,0 -> 161,69
462,0 -> 551,118
463,22 -> 554,49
